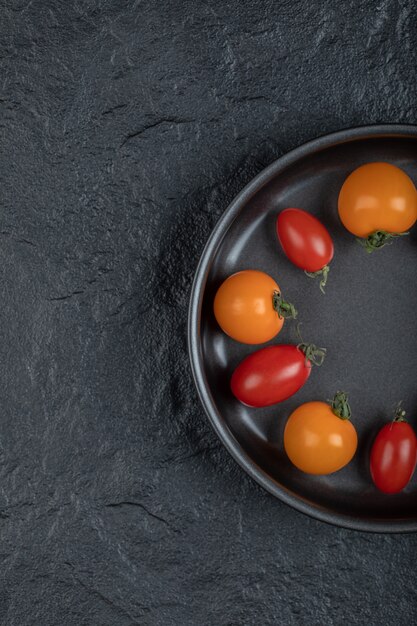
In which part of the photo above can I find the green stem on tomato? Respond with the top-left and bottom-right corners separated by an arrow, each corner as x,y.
393,402 -> 407,423
331,391 -> 352,420
297,342 -> 327,367
357,230 -> 409,253
305,265 -> 330,294
272,290 -> 298,320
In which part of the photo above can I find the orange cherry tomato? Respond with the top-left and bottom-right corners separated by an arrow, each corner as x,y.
338,162 -> 417,249
284,392 -> 358,475
213,270 -> 296,344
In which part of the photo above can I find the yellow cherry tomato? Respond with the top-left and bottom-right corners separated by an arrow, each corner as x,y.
284,392 -> 358,475
213,270 -> 296,345
338,162 -> 417,249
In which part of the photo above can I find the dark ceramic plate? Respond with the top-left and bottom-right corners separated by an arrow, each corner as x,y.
188,125 -> 417,532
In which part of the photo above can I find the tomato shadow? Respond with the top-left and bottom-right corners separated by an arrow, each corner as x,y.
357,415 -> 383,481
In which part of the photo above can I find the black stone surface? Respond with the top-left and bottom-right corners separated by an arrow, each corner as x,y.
1,1 -> 417,624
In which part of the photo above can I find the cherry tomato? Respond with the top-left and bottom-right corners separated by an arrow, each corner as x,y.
284,392 -> 357,474
213,270 -> 297,345
338,162 -> 417,251
230,343 -> 326,407
370,408 -> 417,494
276,208 -> 334,292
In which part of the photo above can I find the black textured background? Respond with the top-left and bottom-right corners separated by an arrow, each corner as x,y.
1,1 -> 417,625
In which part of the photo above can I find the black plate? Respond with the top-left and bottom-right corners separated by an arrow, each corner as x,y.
188,125 -> 417,532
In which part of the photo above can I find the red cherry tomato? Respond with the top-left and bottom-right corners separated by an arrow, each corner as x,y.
230,343 -> 326,408
370,410 -> 417,494
276,208 -> 334,291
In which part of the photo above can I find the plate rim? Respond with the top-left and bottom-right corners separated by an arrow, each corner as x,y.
188,123 -> 417,533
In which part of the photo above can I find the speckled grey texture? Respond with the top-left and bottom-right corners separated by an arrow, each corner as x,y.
1,1 -> 417,624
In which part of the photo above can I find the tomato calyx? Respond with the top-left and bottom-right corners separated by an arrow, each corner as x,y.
393,403 -> 407,423
304,265 -> 330,294
357,230 -> 409,253
297,342 -> 327,367
296,323 -> 326,366
272,290 -> 298,320
331,391 -> 352,420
